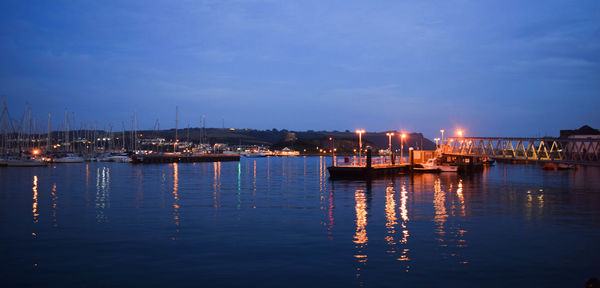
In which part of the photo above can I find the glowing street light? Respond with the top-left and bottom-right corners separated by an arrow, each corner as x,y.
434,138 -> 440,149
457,130 -> 463,137
400,133 -> 407,164
440,129 -> 445,144
355,129 -> 365,158
386,132 -> 394,164
329,137 -> 335,166
386,132 -> 394,153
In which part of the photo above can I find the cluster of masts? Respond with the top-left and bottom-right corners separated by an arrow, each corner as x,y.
0,100 -> 211,162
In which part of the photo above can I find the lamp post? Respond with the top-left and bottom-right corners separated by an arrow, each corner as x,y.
457,130 -> 464,151
355,129 -> 365,159
329,137 -> 335,166
386,132 -> 394,153
401,133 -> 406,164
386,132 -> 394,164
440,129 -> 445,145
434,138 -> 440,149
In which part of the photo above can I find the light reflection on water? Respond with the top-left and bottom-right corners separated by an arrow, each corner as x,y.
398,182 -> 410,265
1,158 -> 600,287
172,163 -> 180,240
95,166 -> 110,223
32,175 -> 38,224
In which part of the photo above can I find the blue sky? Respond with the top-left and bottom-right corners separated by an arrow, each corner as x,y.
1,0 -> 599,138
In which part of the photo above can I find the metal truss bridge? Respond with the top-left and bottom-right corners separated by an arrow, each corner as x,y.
440,137 -> 600,166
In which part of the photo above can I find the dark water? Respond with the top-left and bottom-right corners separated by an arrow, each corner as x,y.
1,157 -> 599,287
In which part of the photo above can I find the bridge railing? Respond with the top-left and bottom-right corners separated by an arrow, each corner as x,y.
439,137 -> 600,165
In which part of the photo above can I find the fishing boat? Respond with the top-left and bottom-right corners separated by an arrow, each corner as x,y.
413,163 -> 440,173
417,158 -> 457,172
413,159 -> 441,173
439,164 -> 459,172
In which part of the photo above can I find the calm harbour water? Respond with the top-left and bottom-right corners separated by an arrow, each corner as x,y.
1,157 -> 599,287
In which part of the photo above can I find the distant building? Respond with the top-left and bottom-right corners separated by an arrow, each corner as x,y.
284,132 -> 297,142
559,125 -> 599,158
560,125 -> 600,139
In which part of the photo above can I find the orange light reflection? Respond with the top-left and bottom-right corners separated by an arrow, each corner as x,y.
172,163 -> 180,240
385,185 -> 397,249
32,176 -> 38,223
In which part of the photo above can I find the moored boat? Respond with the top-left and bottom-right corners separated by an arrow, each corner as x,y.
438,164 -> 459,172
418,158 -> 457,172
413,163 -> 440,173
5,158 -> 48,167
542,163 -> 576,170
97,153 -> 132,163
241,151 -> 266,157
275,147 -> 300,156
54,153 -> 84,163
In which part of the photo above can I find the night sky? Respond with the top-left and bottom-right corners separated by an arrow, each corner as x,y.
1,0 -> 599,138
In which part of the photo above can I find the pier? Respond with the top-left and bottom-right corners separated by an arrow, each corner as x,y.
131,153 -> 240,164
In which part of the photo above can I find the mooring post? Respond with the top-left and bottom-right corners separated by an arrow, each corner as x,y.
366,149 -> 372,169
409,148 -> 414,171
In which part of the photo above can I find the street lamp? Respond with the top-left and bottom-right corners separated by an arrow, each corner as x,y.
329,137 -> 335,166
400,133 -> 407,164
440,129 -> 445,145
355,129 -> 365,159
434,138 -> 440,149
457,130 -> 464,149
386,132 -> 394,153
386,132 -> 394,164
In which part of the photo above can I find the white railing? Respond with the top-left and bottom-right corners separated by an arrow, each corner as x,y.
335,156 -> 405,167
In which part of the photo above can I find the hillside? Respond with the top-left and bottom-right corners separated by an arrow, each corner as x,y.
138,128 -> 436,153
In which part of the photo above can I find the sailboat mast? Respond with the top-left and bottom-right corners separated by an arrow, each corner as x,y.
1,97 -> 6,156
93,122 -> 97,154
64,109 -> 69,152
134,110 -> 137,152
27,107 -> 31,151
122,121 -> 126,151
174,106 -> 178,152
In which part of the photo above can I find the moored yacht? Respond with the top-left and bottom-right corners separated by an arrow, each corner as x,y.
5,158 -> 48,167
98,152 -> 132,163
1,153 -> 48,167
54,153 -> 85,163
241,151 -> 266,157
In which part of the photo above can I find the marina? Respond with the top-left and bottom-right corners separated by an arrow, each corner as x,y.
1,1 -> 599,286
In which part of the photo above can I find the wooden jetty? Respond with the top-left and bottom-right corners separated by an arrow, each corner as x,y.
437,154 -> 484,172
327,150 -> 410,179
327,164 -> 410,179
132,153 -> 240,164
328,149 -> 486,179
